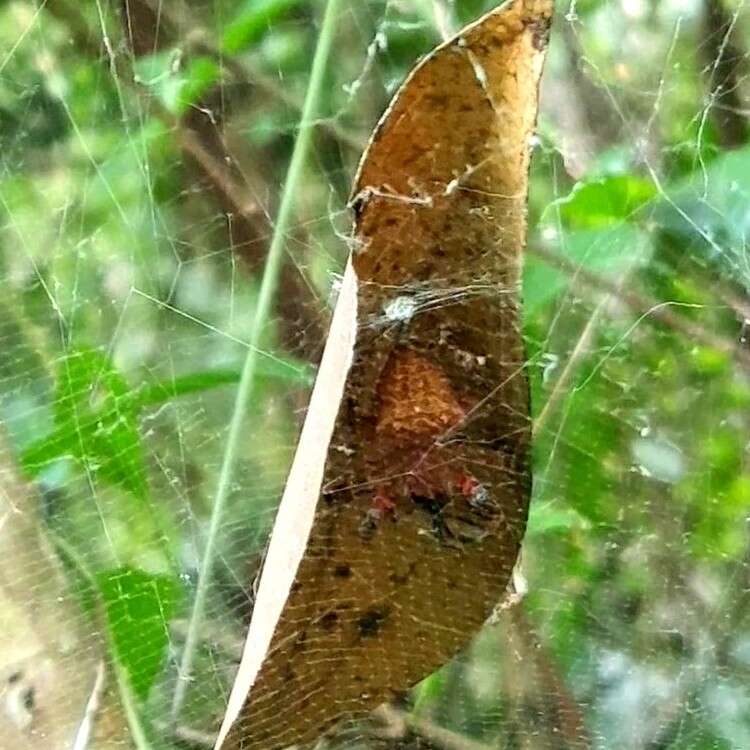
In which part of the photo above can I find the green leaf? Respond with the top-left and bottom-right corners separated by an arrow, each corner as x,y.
411,667 -> 447,715
176,57 -> 220,113
524,224 -> 654,316
21,348 -> 314,495
98,567 -> 180,703
21,348 -> 149,501
222,0 -> 302,53
527,501 -> 590,536
132,359 -> 315,409
655,143 -> 750,288
132,49 -> 183,114
555,175 -> 657,229
132,50 -> 220,115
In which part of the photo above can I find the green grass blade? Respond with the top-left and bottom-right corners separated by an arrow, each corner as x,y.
170,0 -> 345,723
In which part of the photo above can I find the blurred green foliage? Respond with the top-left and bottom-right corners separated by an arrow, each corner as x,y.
98,567 -> 181,703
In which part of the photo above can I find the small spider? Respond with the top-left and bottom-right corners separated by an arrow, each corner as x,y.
359,488 -> 398,538
359,468 -> 489,539
372,490 -> 397,515
455,472 -> 489,508
360,348 -> 493,538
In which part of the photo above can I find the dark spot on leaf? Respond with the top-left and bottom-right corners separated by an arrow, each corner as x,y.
357,607 -> 388,638
333,563 -> 351,578
319,611 -> 339,631
22,687 -> 35,711
426,93 -> 449,108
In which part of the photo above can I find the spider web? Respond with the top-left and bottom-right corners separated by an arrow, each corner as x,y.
1,0 -> 749,749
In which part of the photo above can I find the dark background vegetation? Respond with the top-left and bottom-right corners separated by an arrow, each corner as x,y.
1,0 -> 750,748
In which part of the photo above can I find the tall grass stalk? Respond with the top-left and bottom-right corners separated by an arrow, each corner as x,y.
170,0 -> 345,722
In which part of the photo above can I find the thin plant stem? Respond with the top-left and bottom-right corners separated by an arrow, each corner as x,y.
114,659 -> 154,750
51,532 -> 154,750
170,0 -> 345,723
532,294 -> 609,439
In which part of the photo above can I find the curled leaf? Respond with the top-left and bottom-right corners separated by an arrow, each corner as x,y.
217,2 -> 553,748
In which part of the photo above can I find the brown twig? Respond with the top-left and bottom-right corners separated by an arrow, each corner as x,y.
528,242 -> 750,371
375,705 -> 496,750
120,0 -> 268,248
702,0 -> 748,149
120,0 -> 335,352
507,607 -> 591,749
174,125 -> 264,221
562,23 -> 622,150
45,0 -> 264,225
141,0 -> 365,153
533,290 -> 611,438
46,0 -> 330,353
